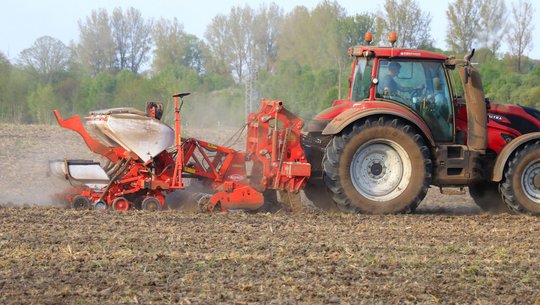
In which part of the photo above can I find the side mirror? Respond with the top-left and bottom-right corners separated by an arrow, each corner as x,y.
464,49 -> 475,62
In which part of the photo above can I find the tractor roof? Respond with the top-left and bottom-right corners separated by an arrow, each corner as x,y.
349,45 -> 449,61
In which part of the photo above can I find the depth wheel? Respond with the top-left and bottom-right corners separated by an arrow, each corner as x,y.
71,195 -> 90,210
112,197 -> 130,211
141,196 -> 162,211
93,201 -> 109,210
323,117 -> 431,214
501,141 -> 540,215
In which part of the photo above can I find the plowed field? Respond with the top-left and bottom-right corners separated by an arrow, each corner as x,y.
0,123 -> 539,304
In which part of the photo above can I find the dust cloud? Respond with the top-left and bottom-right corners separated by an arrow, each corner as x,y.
0,123 -> 96,206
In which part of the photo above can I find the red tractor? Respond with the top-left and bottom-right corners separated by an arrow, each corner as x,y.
52,32 -> 540,215
302,32 -> 540,215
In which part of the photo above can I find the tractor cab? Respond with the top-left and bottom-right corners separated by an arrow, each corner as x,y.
303,32 -> 499,213
350,55 -> 456,142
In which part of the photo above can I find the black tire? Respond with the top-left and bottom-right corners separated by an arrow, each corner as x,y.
141,197 -> 162,211
469,181 -> 508,213
500,141 -> 540,215
71,195 -> 90,210
323,117 -> 431,214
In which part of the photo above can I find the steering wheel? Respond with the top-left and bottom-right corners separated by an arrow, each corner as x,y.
410,86 -> 424,98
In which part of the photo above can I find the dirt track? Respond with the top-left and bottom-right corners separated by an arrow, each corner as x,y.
1,123 -> 539,304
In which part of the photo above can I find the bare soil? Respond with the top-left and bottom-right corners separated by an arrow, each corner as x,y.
0,123 -> 539,304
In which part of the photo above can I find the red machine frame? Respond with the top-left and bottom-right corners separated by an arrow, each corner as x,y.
54,95 -> 310,211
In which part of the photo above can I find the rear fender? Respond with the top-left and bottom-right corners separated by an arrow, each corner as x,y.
321,101 -> 435,146
492,132 -> 540,181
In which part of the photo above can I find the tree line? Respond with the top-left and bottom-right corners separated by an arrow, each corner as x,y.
0,0 -> 538,127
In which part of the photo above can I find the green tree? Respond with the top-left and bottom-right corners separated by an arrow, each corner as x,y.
277,2 -> 346,70
110,7 -> 153,73
27,84 -> 57,124
0,52 -> 12,121
446,0 -> 481,53
77,71 -> 116,113
336,13 -> 377,97
252,3 -> 283,72
205,5 -> 255,83
507,0 -> 535,72
478,0 -> 507,56
112,70 -> 155,109
152,18 -> 206,74
77,9 -> 115,75
379,0 -> 433,48
339,13 -> 377,48
18,36 -> 70,83
203,15 -> 232,78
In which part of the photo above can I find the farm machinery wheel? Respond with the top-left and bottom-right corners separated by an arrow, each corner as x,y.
141,197 -> 162,211
469,182 -> 508,213
71,195 -> 90,210
93,201 -> 109,210
501,141 -> 540,215
323,117 -> 431,214
112,197 -> 130,211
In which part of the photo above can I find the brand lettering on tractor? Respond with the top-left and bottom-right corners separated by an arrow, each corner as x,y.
488,113 -> 504,121
400,51 -> 422,56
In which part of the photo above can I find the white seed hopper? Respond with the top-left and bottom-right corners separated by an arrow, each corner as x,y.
49,160 -> 109,188
86,108 -> 175,163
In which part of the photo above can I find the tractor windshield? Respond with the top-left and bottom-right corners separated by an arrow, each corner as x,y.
351,57 -> 373,102
377,59 -> 454,142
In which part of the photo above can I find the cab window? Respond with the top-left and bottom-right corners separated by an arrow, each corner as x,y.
351,57 -> 373,102
377,60 -> 454,142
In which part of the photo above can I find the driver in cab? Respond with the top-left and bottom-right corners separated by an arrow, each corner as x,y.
380,62 -> 421,97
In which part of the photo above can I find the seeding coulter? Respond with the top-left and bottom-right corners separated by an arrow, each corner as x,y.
51,94 -> 310,211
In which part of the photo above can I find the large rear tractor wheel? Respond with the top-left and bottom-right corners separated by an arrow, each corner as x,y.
323,117 -> 431,214
500,141 -> 540,215
469,181 -> 508,213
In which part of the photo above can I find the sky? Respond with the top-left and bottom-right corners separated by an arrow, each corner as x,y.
0,0 -> 539,63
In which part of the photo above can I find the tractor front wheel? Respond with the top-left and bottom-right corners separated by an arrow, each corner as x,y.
323,117 -> 431,214
501,141 -> 540,215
